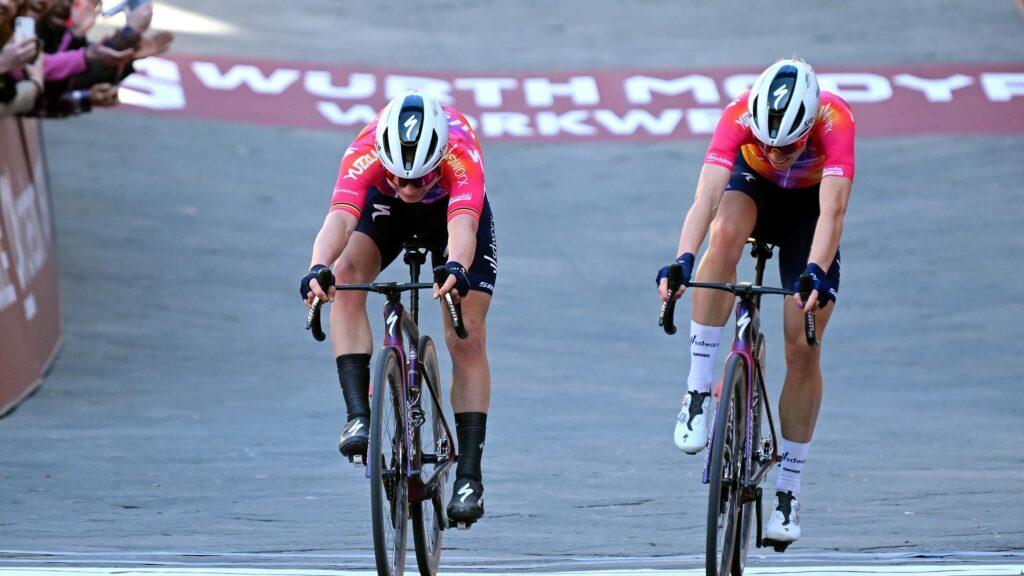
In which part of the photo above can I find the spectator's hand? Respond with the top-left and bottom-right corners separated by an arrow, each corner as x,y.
25,49 -> 44,84
134,31 -> 173,60
70,0 -> 101,37
0,38 -> 38,74
86,42 -> 133,67
89,83 -> 119,107
126,1 -> 153,33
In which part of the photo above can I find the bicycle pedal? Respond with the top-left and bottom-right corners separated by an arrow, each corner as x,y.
349,454 -> 366,467
449,519 -> 474,530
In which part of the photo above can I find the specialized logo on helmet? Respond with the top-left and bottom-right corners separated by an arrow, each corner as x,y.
773,84 -> 790,109
403,115 -> 419,140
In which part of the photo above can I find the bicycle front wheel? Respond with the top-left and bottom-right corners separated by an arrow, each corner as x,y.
412,335 -> 448,576
370,349 -> 409,576
706,355 -> 746,576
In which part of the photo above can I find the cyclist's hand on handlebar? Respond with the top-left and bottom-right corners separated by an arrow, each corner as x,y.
434,261 -> 470,302
793,263 -> 834,313
300,264 -> 335,307
656,253 -> 695,302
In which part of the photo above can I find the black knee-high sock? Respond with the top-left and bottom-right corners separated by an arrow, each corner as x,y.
455,412 -> 487,482
336,354 -> 371,421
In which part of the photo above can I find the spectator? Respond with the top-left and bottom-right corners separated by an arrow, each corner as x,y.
32,0 -> 172,116
0,0 -> 44,117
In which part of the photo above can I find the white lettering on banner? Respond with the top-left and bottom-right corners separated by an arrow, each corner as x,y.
623,75 -> 720,105
0,176 -> 46,292
686,108 -> 725,134
524,76 -> 600,107
593,109 -> 684,135
317,102 -> 378,126
191,62 -> 300,94
893,74 -> 974,103
817,73 -> 893,103
0,227 -> 16,311
979,73 -> 1024,101
304,71 -> 376,99
454,78 -> 518,108
384,75 -> 453,102
480,112 -> 534,137
119,57 -> 186,110
723,74 -> 759,100
536,110 -> 597,136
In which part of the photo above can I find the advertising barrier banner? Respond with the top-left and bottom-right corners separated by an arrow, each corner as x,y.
0,117 -> 60,416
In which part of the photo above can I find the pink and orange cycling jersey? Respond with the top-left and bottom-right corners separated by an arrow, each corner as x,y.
330,106 -> 486,222
705,90 -> 856,189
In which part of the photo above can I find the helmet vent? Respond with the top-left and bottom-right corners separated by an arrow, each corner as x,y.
791,103 -> 806,132
381,128 -> 393,161
425,132 -> 439,161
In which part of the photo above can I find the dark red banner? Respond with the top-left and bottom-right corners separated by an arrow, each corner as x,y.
0,117 -> 61,416
116,54 -> 1024,140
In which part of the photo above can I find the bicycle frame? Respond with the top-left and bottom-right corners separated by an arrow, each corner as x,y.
365,248 -> 457,508
700,245 -> 782,492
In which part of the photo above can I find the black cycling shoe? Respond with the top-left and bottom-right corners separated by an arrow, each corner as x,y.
447,478 -> 484,529
338,416 -> 369,465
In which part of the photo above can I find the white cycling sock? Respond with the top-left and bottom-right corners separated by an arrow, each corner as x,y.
776,438 -> 811,497
686,321 -> 723,394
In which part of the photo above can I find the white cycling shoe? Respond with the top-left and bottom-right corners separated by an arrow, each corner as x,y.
673,390 -> 714,454
764,490 -> 800,551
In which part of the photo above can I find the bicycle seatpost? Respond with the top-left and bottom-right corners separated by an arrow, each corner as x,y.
797,274 -> 818,348
659,263 -> 683,335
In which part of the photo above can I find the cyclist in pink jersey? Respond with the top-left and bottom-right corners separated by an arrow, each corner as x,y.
301,93 -> 495,525
656,59 -> 855,547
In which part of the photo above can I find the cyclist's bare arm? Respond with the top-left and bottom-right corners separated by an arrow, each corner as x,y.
306,210 -> 358,302
659,163 -> 731,300
437,214 -> 479,299
801,175 -> 852,310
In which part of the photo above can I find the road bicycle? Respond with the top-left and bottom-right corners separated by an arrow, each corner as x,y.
306,239 -> 469,576
659,239 -> 818,576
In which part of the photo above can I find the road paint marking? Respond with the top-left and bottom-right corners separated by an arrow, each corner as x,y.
1,566 -> 1024,576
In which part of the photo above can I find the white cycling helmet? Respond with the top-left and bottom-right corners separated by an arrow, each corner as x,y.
748,59 -> 820,147
375,92 -> 450,179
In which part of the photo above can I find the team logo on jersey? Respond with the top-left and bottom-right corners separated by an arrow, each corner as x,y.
371,203 -> 391,221
343,151 -> 378,180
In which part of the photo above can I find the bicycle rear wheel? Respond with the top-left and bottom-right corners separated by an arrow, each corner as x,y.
706,355 -> 746,576
370,349 -> 408,576
412,336 -> 449,576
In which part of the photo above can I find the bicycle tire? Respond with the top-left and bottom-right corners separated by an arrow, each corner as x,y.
412,336 -> 447,576
370,349 -> 408,576
706,354 -> 746,576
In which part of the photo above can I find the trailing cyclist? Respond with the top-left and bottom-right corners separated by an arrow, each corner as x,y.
657,59 -> 855,547
300,92 -> 497,526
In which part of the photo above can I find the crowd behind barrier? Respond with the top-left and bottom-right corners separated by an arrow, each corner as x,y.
1,0 -> 171,414
1,0 -> 173,118
0,115 -> 59,416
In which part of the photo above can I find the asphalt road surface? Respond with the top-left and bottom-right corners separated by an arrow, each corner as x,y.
1,0 -> 1023,572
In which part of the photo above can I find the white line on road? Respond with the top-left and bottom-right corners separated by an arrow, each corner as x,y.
2,566 -> 1024,576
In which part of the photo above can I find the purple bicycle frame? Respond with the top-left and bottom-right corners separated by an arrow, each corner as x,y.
366,298 -> 422,479
701,297 -> 778,485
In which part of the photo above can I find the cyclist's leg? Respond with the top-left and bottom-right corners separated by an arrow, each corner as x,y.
330,231 -> 381,357
675,162 -> 761,453
441,200 -> 496,523
332,190 -> 403,457
692,189 -> 757,324
767,188 -> 841,543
